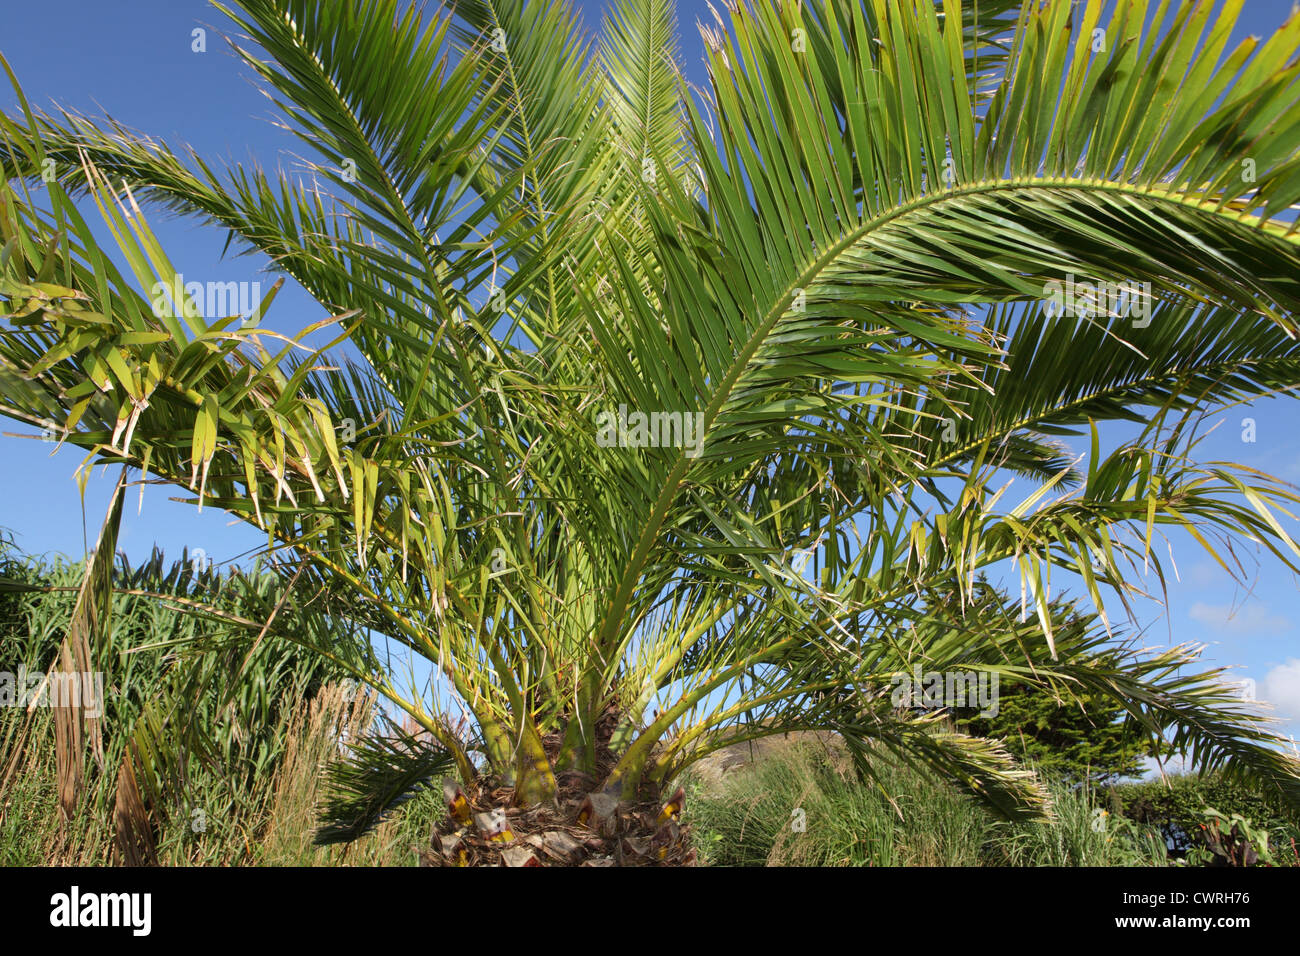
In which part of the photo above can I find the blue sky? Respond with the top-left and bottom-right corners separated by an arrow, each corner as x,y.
2,0 -> 1299,747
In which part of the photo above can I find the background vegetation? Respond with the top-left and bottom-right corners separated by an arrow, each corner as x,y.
0,535 -> 406,865
684,740 -> 1300,868
3,538 -> 1294,867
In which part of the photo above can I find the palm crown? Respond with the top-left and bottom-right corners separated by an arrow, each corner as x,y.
3,0 -> 1300,849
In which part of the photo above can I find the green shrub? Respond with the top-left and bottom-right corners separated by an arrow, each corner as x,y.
1112,772 -> 1300,861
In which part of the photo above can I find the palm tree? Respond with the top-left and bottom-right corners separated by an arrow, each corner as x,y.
4,0 -> 1300,865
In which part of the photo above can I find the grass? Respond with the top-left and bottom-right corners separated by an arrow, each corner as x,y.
683,739 -> 1171,867
0,681 -> 449,866
0,545 -> 416,865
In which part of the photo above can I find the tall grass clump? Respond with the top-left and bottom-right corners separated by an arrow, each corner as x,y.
253,685 -> 449,867
0,541 -> 375,864
686,740 -> 1169,867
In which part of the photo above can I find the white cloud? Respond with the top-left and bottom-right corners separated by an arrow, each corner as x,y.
1260,659 -> 1300,724
1188,601 -> 1292,636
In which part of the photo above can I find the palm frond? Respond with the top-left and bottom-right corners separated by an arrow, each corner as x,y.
313,717 -> 459,845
